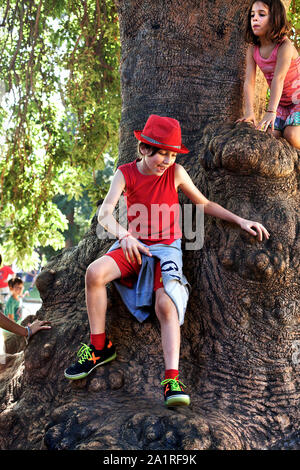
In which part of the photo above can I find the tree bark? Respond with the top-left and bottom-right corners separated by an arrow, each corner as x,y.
0,0 -> 299,451
118,0 -> 250,163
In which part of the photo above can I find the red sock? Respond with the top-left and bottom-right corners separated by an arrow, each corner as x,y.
165,369 -> 179,380
90,333 -> 106,350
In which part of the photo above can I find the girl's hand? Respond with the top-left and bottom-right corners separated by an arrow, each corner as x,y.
236,113 -> 257,126
256,112 -> 276,132
29,320 -> 51,337
239,219 -> 270,241
120,235 -> 152,265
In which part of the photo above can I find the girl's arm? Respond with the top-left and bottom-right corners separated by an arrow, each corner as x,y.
98,169 -> 151,264
257,39 -> 294,132
0,311 -> 29,336
236,45 -> 257,125
175,164 -> 270,241
0,311 -> 51,338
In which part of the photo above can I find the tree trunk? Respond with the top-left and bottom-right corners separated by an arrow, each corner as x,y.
118,0 -> 250,162
0,0 -> 299,451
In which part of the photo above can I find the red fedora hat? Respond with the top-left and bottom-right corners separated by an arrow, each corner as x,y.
134,115 -> 189,154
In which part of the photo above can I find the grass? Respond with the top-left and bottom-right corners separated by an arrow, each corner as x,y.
23,281 -> 41,301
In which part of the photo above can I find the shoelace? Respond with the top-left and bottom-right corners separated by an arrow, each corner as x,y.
77,343 -> 92,364
160,375 -> 186,391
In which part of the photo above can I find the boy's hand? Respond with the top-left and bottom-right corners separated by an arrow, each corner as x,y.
120,235 -> 152,265
239,219 -> 270,241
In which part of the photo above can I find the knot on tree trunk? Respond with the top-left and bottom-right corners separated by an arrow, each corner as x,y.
201,121 -> 298,178
194,121 -> 299,284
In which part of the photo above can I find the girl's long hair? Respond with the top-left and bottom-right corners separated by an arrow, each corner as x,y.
245,0 -> 290,45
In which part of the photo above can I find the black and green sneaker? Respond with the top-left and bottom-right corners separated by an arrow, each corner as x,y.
161,376 -> 190,406
64,339 -> 116,380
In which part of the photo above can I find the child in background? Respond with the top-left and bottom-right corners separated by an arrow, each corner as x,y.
7,279 -> 14,295
2,277 -> 51,341
237,0 -> 300,149
65,114 -> 270,406
8,278 -> 30,300
0,263 -> 14,303
4,277 -> 24,324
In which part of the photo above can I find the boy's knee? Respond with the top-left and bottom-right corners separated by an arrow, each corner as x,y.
155,293 -> 175,322
85,261 -> 106,288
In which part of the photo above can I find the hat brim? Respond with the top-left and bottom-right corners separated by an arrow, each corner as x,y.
134,130 -> 189,154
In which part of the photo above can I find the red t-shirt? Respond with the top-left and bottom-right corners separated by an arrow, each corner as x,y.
118,160 -> 182,244
0,266 -> 14,288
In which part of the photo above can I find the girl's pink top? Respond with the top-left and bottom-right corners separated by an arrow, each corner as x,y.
253,39 -> 300,107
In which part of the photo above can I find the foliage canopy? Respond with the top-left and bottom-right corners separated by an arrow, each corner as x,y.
288,0 -> 300,50
0,0 -> 120,268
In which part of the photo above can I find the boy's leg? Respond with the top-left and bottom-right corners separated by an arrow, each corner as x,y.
155,287 -> 190,406
155,287 -> 180,371
64,255 -> 121,380
85,255 -> 121,335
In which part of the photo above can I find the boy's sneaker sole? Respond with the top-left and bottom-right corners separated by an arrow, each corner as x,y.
165,394 -> 190,407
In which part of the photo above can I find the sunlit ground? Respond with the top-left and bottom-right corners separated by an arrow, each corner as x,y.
0,299 -> 42,365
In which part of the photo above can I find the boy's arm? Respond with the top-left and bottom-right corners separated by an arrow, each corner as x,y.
98,169 -> 151,264
236,45 -> 257,124
98,169 -> 128,239
257,40 -> 294,131
176,164 -> 270,241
